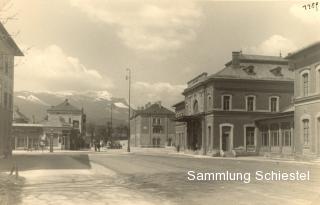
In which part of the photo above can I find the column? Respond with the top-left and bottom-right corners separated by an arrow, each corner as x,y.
268,128 -> 271,152
279,123 -> 282,154
201,117 -> 206,155
291,126 -> 294,153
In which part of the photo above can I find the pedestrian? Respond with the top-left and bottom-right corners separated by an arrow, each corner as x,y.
97,142 -> 101,152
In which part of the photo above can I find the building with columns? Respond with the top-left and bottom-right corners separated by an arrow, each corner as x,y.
173,51 -> 294,156
0,23 -> 23,157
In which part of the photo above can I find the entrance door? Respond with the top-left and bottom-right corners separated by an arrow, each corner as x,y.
222,132 -> 229,151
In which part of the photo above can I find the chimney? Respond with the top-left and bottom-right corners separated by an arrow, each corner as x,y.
232,51 -> 241,68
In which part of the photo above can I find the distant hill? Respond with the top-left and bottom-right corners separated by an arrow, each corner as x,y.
14,91 -> 129,126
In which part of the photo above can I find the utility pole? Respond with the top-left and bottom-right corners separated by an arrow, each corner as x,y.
126,68 -> 131,152
50,129 -> 54,153
110,103 -> 113,141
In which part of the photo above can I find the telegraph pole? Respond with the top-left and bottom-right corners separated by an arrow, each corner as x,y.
126,68 -> 131,152
110,103 -> 113,141
50,129 -> 54,153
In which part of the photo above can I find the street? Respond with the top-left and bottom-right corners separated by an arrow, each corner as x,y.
0,151 -> 320,205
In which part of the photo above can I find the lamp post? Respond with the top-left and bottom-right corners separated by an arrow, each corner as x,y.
110,103 -> 113,141
126,68 -> 131,152
50,128 -> 54,153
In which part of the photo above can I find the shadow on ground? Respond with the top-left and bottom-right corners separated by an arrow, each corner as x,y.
0,154 -> 91,172
0,174 -> 25,205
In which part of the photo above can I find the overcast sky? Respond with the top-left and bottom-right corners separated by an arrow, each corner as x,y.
3,0 -> 320,107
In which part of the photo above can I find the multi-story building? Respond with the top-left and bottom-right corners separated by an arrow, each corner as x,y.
0,23 -> 23,157
173,52 -> 294,156
130,102 -> 175,148
286,42 -> 320,158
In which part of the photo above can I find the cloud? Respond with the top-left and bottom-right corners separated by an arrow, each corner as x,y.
15,45 -> 113,92
244,35 -> 297,56
132,81 -> 186,107
290,2 -> 320,24
69,0 -> 202,51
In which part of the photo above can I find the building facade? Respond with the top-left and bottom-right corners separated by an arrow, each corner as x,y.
130,102 -> 175,148
12,99 -> 86,151
0,23 -> 23,157
286,42 -> 320,157
46,99 -> 86,150
173,52 -> 294,156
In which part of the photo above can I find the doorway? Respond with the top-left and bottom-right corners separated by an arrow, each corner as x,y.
219,124 -> 233,152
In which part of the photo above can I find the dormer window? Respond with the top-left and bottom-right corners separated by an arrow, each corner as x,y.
243,65 -> 255,75
270,66 -> 283,76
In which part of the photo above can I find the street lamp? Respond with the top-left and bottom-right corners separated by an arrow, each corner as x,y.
126,68 -> 131,152
50,128 -> 54,153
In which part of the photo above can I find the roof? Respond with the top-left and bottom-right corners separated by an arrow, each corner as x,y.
172,100 -> 185,108
47,99 -> 82,113
211,62 -> 294,81
0,22 -> 23,56
133,103 -> 175,118
286,41 -> 320,59
225,54 -> 288,66
12,123 -> 43,127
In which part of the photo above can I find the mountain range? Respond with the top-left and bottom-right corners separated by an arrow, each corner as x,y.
14,91 -> 129,126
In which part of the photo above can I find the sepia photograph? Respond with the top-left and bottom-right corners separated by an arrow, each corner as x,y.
0,0 -> 320,204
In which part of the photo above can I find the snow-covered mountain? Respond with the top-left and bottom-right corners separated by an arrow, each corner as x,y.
14,91 -> 129,125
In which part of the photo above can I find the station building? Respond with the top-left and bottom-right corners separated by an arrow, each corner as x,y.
173,52 -> 294,156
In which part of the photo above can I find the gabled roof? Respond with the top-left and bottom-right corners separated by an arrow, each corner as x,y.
47,99 -> 82,113
13,107 -> 29,123
133,103 -> 174,118
0,22 -> 23,56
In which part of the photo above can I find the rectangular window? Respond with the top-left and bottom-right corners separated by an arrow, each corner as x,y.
303,119 -> 310,146
246,127 -> 255,146
223,96 -> 230,111
4,56 -> 9,76
270,97 -> 278,112
153,126 -> 162,134
247,97 -> 254,111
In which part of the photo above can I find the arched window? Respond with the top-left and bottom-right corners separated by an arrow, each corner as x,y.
207,95 -> 212,110
300,70 -> 310,97
193,100 -> 199,113
302,73 -> 309,97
